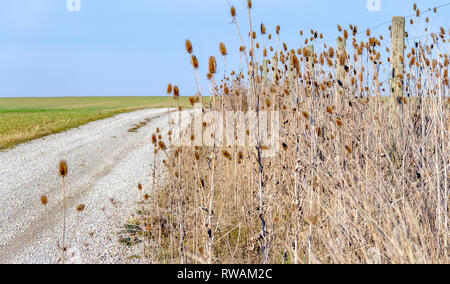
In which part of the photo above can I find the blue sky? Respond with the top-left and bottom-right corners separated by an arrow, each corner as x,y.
0,0 -> 449,97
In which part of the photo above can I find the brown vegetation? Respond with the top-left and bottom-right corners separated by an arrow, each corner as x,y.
130,3 -> 449,264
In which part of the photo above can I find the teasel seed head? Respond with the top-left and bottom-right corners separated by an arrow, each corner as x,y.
208,56 -> 217,74
191,55 -> 199,69
222,150 -> 232,160
185,39 -> 193,54
326,106 -> 333,114
59,160 -> 68,177
343,30 -> 348,40
138,183 -> 143,190
40,195 -> 48,206
276,25 -> 280,35
260,23 -> 266,35
167,83 -> 172,95
230,5 -> 236,17
173,85 -> 180,99
237,151 -> 244,163
158,141 -> 167,151
76,204 -> 85,212
345,145 -> 352,154
247,0 -> 252,9
194,152 -> 200,161
219,42 -> 227,56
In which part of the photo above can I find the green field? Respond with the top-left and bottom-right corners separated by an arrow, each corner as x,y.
0,96 -> 190,150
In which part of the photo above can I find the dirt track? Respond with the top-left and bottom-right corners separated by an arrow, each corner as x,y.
0,108 -> 173,263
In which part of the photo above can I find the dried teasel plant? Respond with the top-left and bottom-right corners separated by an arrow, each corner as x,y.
76,204 -> 85,212
58,160 -> 68,262
173,85 -> 180,99
230,5 -> 236,17
185,39 -> 193,54
191,55 -> 199,69
219,42 -> 228,56
247,0 -> 252,9
143,2 -> 450,265
208,56 -> 217,74
40,195 -> 48,206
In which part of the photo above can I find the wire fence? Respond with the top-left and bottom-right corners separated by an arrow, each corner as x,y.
315,2 -> 450,47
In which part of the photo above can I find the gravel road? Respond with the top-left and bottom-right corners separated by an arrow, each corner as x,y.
0,108 -> 176,264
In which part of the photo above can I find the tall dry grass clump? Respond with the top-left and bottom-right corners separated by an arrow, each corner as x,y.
133,3 -> 449,264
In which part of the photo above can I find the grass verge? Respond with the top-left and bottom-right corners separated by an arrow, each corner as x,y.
0,96 -> 192,150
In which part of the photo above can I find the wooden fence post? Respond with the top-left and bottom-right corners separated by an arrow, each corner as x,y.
289,54 -> 296,105
305,45 -> 315,74
271,54 -> 278,83
336,37 -> 347,84
262,59 -> 269,90
390,16 -> 405,98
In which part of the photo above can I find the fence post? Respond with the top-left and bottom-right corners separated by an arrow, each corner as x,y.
289,54 -> 296,105
390,16 -> 405,98
262,59 -> 269,90
305,45 -> 314,74
271,54 -> 278,83
336,37 -> 347,85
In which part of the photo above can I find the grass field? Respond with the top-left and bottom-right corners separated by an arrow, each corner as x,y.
0,96 -> 190,150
